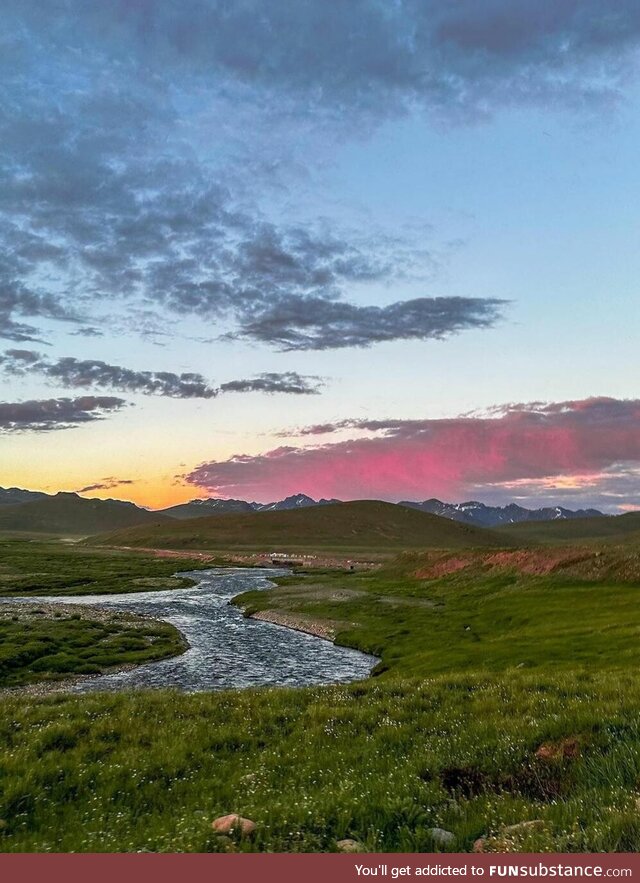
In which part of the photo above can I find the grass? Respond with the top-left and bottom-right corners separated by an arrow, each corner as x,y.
0,536 -> 211,597
4,540 -> 640,851
0,610 -> 186,687
3,674 -> 640,852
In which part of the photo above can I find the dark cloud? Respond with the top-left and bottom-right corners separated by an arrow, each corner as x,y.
0,351 -> 219,399
220,373 -> 323,395
0,349 -> 324,398
185,398 -> 640,509
236,295 -> 506,351
77,477 -> 136,493
37,1 -> 640,121
3,2 -> 639,350
0,283 -> 79,343
0,396 -> 126,432
0,3 -> 514,352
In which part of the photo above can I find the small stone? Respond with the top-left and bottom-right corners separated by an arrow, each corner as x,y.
428,827 -> 455,847
211,814 -> 256,836
502,820 -> 545,835
472,837 -> 486,853
337,838 -> 365,853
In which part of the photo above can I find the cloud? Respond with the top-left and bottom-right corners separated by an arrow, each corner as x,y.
233,295 -> 506,351
0,350 -> 219,399
220,373 -> 323,395
37,1 -> 640,122
4,2 -> 639,350
185,397 -> 640,510
0,397 -> 126,433
0,350 -> 324,398
0,3 -> 515,352
77,477 -> 136,493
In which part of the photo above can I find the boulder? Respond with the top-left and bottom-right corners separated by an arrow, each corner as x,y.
337,838 -> 365,853
211,814 -> 256,836
429,828 -> 455,847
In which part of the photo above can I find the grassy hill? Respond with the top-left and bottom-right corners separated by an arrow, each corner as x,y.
497,511 -> 640,545
89,499 -> 509,552
0,492 -> 169,536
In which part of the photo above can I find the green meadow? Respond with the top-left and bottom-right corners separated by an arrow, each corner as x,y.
3,537 -> 640,852
0,537 -> 210,597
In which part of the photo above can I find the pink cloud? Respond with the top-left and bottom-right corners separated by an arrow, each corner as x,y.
186,397 -> 640,504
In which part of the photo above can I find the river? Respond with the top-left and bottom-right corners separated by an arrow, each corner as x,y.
8,567 -> 378,692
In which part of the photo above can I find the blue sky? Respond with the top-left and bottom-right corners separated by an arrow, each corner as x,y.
1,1 -> 640,510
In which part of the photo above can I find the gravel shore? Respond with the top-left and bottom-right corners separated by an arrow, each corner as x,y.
249,610 -> 337,641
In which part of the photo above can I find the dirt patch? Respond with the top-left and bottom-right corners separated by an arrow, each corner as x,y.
410,546 -> 640,582
414,557 -> 473,579
482,549 -> 594,575
535,737 -> 582,762
249,609 -> 350,641
439,753 -> 577,802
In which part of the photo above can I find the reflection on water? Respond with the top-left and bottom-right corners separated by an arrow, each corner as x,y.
9,567 -> 378,692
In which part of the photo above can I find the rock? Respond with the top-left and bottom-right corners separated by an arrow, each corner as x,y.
211,814 -> 256,836
472,837 -> 486,853
429,827 -> 455,847
337,838 -> 365,853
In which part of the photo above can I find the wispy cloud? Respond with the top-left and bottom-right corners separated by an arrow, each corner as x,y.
219,373 -> 323,395
0,350 -> 323,398
77,477 -> 136,493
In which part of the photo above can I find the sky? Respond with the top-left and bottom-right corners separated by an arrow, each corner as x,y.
1,0 -> 640,512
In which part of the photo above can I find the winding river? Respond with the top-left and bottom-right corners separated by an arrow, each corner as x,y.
11,567 -> 378,692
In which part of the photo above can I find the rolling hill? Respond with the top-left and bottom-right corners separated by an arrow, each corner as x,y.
0,492 -> 169,536
497,511 -> 640,545
88,499 -> 510,552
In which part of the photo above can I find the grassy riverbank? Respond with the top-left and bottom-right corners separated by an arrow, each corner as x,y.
0,605 -> 186,688
234,546 -> 640,677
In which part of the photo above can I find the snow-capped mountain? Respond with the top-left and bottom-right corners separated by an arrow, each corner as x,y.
159,493 -> 341,519
399,498 -> 603,527
255,493 -> 340,511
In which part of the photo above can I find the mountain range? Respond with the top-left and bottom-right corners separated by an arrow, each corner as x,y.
399,498 -> 603,527
159,493 -> 341,520
0,487 -> 605,535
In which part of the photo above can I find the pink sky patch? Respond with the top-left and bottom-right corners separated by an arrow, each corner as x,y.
186,397 -> 640,505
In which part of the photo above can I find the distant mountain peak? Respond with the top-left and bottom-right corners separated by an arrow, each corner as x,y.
400,499 -> 604,527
